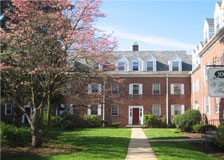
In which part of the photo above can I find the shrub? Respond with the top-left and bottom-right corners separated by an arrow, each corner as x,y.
60,120 -> 74,130
217,123 -> 224,141
171,114 -> 182,128
144,114 -> 154,127
1,122 -> 31,147
171,109 -> 201,132
111,122 -> 121,128
83,114 -> 101,128
193,124 -> 217,133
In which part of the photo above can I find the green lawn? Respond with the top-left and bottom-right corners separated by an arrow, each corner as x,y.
144,128 -> 188,139
13,128 -> 131,160
144,128 -> 221,160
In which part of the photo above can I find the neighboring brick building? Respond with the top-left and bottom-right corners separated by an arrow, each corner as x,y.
191,0 -> 224,126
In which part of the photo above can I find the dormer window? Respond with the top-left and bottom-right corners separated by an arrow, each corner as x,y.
147,61 -> 154,71
132,62 -> 139,71
172,61 -> 179,71
117,55 -> 129,71
130,54 -> 143,71
118,62 -> 125,71
144,55 -> 156,71
169,54 -> 182,71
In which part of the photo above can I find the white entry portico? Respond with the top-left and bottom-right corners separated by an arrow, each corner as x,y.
128,106 -> 144,125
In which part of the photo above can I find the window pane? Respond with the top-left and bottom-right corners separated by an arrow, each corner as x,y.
118,62 -> 125,71
92,84 -> 98,93
5,104 -> 12,115
133,84 -> 139,94
112,83 -> 119,94
174,84 -> 181,94
111,105 -> 119,116
147,61 -> 153,71
152,104 -> 161,116
174,105 -> 181,115
152,83 -> 160,95
133,62 -> 139,71
91,105 -> 98,115
172,61 -> 179,71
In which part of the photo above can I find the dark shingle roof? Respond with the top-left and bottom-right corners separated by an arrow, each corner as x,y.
112,51 -> 192,71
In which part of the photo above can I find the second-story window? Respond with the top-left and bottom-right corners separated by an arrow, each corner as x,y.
152,83 -> 161,95
88,83 -> 101,94
129,83 -> 143,95
132,62 -> 139,71
171,83 -> 184,95
111,83 -> 119,94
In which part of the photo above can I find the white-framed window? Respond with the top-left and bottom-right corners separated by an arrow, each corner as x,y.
147,61 -> 154,71
118,62 -> 125,71
111,83 -> 119,94
152,104 -> 161,116
132,61 -> 139,71
215,98 -> 219,113
171,104 -> 185,117
111,105 -> 119,116
168,54 -> 182,71
171,84 -> 184,95
5,104 -> 13,115
87,104 -> 101,116
129,83 -> 143,95
117,55 -> 129,71
204,96 -> 210,114
88,83 -> 101,94
152,83 -> 161,95
172,61 -> 179,71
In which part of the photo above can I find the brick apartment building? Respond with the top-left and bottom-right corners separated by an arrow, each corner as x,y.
191,0 -> 224,126
66,43 -> 192,127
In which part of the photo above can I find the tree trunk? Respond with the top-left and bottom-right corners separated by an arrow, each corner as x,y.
30,107 -> 44,148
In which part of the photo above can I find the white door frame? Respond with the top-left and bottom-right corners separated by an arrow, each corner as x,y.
128,106 -> 144,125
22,105 -> 32,123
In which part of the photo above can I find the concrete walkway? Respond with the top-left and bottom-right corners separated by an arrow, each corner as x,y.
125,128 -> 157,160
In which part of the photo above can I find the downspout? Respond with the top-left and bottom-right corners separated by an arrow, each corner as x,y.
102,80 -> 106,127
166,74 -> 169,127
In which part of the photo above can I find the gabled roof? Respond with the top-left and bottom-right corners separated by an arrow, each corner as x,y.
112,51 -> 192,71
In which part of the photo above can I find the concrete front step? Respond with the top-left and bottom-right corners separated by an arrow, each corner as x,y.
126,125 -> 145,128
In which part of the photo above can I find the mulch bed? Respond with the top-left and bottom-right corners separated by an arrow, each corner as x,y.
1,144 -> 78,160
181,132 -> 224,159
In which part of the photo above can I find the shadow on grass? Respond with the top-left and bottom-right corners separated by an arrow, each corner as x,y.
150,142 -> 221,160
2,128 -> 131,160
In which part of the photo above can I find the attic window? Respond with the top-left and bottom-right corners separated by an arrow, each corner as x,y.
147,61 -> 153,71
132,62 -> 139,71
172,61 -> 179,71
118,62 -> 125,71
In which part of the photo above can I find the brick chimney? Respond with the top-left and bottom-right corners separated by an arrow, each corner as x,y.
132,42 -> 139,51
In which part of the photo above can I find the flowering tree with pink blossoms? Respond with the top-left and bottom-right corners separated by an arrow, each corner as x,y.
0,0 -> 116,148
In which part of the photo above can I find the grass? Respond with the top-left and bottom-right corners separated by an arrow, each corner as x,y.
150,142 -> 221,160
144,128 -> 221,160
144,128 -> 188,139
7,128 -> 131,160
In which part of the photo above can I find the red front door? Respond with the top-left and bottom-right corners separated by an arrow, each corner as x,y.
133,108 -> 139,125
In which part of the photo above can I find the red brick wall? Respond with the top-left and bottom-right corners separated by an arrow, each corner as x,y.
106,76 -> 191,127
191,39 -> 224,126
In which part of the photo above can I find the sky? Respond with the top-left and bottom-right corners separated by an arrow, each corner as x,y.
96,0 -> 219,54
